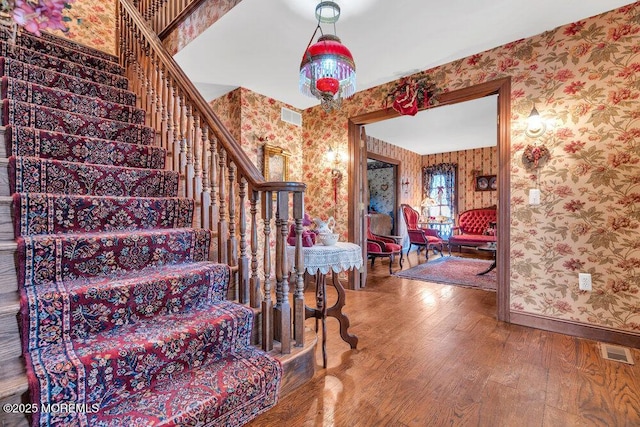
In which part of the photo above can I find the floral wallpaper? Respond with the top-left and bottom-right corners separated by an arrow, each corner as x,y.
49,0 -> 243,57
209,87 -> 304,267
163,0 -> 243,55
366,136 -> 422,208
301,4 -> 640,334
51,0 -> 117,56
79,2 -> 639,335
367,166 -> 394,217
423,146 -> 499,214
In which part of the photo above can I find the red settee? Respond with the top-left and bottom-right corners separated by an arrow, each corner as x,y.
448,206 -> 497,254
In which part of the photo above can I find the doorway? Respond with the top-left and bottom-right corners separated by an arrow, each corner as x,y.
347,78 -> 511,322
367,154 -> 400,235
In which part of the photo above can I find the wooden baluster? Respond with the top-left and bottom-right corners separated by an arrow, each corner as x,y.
165,79 -> 174,169
227,161 -> 238,301
218,149 -> 228,265
158,65 -> 169,152
132,41 -> 143,110
172,86 -> 180,174
147,54 -> 156,134
152,0 -> 159,31
185,104 -> 194,199
144,46 -> 153,120
178,94 -> 187,198
175,90 -> 182,177
274,191 -> 291,354
238,176 -> 249,304
293,191 -> 305,346
169,0 -> 175,27
200,127 -> 211,230
193,113 -> 202,207
152,57 -> 162,141
250,190 -> 261,309
262,191 -> 273,351
209,137 -> 220,237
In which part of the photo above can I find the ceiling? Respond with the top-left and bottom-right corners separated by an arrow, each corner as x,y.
174,0 -> 634,154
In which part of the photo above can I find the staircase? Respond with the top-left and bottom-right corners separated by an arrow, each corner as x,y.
0,30 -> 282,426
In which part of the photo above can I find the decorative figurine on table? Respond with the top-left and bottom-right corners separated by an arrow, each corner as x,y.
313,216 -> 339,246
287,213 -> 316,247
312,216 -> 335,235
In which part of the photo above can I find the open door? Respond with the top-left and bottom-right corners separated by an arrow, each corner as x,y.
345,123 -> 369,290
358,126 -> 368,289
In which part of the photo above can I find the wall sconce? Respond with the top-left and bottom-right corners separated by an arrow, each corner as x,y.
525,105 -> 546,138
401,178 -> 410,194
327,146 -> 343,180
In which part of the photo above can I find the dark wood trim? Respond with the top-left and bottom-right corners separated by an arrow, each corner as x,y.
495,78 -> 511,322
349,77 -> 511,322
511,312 -> 640,348
347,120 -> 363,289
367,152 -> 399,166
158,0 -> 208,40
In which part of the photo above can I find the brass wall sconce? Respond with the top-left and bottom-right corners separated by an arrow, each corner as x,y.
401,178 -> 410,194
525,105 -> 546,138
327,146 -> 343,180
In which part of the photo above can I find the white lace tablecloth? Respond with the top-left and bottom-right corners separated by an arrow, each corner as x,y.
286,242 -> 363,275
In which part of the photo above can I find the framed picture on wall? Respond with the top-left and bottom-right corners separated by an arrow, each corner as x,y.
475,174 -> 496,192
263,144 -> 291,182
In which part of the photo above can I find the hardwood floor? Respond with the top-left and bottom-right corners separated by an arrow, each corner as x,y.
247,251 -> 640,427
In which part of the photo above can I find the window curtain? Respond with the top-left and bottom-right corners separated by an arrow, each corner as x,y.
423,163 -> 457,237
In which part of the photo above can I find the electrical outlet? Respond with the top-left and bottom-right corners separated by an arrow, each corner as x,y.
579,273 -> 592,291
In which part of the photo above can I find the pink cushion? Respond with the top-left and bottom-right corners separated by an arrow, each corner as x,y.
385,243 -> 402,252
449,234 -> 496,246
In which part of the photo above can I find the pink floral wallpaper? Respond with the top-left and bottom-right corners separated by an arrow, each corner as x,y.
423,146 -> 499,214
301,4 -> 640,334
49,0 -> 243,57
51,0 -> 117,56
163,0 -> 243,55
209,88 -> 303,269
209,87 -> 303,181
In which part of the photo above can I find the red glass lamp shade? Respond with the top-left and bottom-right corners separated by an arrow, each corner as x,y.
300,34 -> 356,102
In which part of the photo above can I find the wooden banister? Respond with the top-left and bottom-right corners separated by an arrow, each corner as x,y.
118,0 -> 307,355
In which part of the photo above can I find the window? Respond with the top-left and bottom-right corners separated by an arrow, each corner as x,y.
423,163 -> 457,237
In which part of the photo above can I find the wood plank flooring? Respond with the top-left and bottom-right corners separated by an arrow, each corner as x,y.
247,251 -> 640,427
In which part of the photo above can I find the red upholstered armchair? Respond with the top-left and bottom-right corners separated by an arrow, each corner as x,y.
400,204 -> 444,261
366,215 -> 403,274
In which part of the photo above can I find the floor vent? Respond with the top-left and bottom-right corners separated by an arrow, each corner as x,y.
599,343 -> 634,364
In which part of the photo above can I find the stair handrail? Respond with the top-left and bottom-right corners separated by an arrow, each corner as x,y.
118,0 -> 305,193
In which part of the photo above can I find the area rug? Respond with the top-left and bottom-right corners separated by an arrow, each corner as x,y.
394,256 -> 497,291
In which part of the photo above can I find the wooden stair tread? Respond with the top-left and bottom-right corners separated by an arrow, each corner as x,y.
0,373 -> 28,400
0,294 -> 19,316
0,241 -> 17,252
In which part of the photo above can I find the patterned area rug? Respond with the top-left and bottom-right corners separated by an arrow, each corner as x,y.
395,256 -> 497,291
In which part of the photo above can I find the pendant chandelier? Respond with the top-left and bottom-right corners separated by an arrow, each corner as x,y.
299,1 -> 356,112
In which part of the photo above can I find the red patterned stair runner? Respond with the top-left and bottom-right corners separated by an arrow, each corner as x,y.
2,30 -> 281,426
